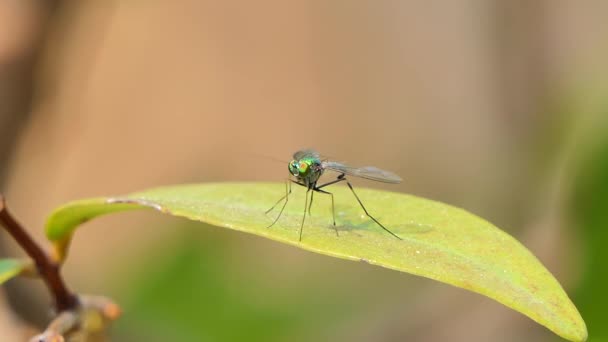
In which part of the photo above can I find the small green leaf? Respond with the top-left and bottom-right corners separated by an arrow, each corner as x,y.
45,183 -> 586,341
0,259 -> 27,285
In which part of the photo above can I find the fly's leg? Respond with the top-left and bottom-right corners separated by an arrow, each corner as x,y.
266,180 -> 291,228
266,180 -> 290,214
316,174 -> 401,240
313,188 -> 338,237
308,190 -> 314,215
299,189 -> 311,241
345,180 -> 402,240
316,173 -> 346,190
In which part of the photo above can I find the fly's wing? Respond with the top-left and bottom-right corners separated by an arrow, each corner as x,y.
322,161 -> 402,183
293,149 -> 321,160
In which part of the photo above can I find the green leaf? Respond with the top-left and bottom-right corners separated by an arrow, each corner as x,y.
0,259 -> 27,285
45,182 -> 586,341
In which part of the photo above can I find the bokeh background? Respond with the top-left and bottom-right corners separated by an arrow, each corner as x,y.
1,1 -> 607,341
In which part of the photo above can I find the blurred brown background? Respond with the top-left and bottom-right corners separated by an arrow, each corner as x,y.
1,1 -> 607,341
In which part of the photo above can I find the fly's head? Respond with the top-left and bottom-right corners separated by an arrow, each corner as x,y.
288,157 -> 323,185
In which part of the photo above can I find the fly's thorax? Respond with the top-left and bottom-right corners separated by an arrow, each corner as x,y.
288,157 -> 324,185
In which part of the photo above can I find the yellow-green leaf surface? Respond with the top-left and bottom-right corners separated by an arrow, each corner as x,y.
45,183 -> 586,341
0,259 -> 27,285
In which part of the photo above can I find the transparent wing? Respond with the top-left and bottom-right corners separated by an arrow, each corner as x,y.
322,161 -> 402,183
293,149 -> 320,160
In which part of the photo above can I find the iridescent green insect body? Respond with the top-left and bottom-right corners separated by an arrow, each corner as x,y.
267,149 -> 402,241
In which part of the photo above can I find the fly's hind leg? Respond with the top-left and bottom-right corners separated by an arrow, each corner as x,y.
345,180 -> 402,240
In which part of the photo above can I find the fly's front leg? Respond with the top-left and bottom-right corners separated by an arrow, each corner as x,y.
266,180 -> 290,214
266,180 -> 292,228
299,189 -> 311,241
308,190 -> 314,216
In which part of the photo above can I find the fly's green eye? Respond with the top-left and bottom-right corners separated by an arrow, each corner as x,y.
288,161 -> 299,176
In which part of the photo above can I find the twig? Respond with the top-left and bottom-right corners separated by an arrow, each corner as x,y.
0,194 -> 77,312
30,295 -> 122,342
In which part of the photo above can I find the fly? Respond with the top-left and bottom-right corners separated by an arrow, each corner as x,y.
266,149 -> 402,241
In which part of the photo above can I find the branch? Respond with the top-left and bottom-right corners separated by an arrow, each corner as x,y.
0,194 -> 77,311
30,295 -> 121,342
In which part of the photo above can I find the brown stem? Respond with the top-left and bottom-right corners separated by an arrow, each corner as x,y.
0,194 -> 77,312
